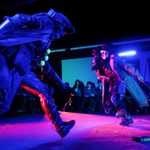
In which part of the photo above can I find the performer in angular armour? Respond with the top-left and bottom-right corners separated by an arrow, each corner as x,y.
0,8 -> 75,138
92,44 -> 149,126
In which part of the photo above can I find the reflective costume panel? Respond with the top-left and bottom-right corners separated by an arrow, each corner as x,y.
112,56 -> 149,108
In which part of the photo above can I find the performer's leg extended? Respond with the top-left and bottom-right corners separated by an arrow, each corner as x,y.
21,72 -> 75,138
45,64 -> 67,90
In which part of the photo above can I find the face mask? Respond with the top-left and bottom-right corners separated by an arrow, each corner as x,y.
100,50 -> 109,60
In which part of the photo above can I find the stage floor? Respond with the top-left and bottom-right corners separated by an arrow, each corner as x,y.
0,112 -> 150,150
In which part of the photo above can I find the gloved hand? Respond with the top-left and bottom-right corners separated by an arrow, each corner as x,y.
135,70 -> 144,83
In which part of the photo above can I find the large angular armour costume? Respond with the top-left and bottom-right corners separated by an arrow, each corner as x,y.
0,8 -> 75,137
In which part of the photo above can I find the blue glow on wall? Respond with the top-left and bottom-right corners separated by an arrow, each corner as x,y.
61,57 -> 98,87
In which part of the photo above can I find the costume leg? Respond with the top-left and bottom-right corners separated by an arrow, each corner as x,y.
102,80 -> 114,113
21,72 -> 75,138
0,54 -> 23,114
110,80 -> 133,126
46,64 -> 66,90
111,94 -> 133,126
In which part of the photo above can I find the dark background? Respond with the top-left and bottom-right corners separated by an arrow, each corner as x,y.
1,0 -> 150,51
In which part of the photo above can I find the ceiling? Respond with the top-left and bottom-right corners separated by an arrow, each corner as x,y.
1,0 -> 150,51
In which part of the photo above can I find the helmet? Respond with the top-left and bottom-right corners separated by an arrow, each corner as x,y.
100,43 -> 111,60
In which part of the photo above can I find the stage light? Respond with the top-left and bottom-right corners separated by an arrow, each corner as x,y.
70,44 -> 101,50
51,49 -> 66,53
40,60 -> 45,67
118,50 -> 136,57
44,55 -> 49,61
46,48 -> 51,54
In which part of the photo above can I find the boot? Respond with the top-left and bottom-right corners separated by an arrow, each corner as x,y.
54,118 -> 75,138
118,109 -> 133,126
120,114 -> 133,126
39,93 -> 75,138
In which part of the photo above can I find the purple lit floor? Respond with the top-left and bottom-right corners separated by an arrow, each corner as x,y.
0,112 -> 150,150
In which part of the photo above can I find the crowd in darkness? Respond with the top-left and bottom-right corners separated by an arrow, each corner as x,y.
7,79 -> 103,116
62,79 -> 103,114
61,79 -> 150,115
4,77 -> 150,117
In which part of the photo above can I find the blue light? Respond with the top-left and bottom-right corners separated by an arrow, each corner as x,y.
0,19 -> 9,29
118,50 -> 137,57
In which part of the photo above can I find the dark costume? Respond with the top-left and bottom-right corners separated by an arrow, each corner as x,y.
83,81 -> 96,113
71,79 -> 84,112
92,44 -> 149,125
0,8 -> 75,137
